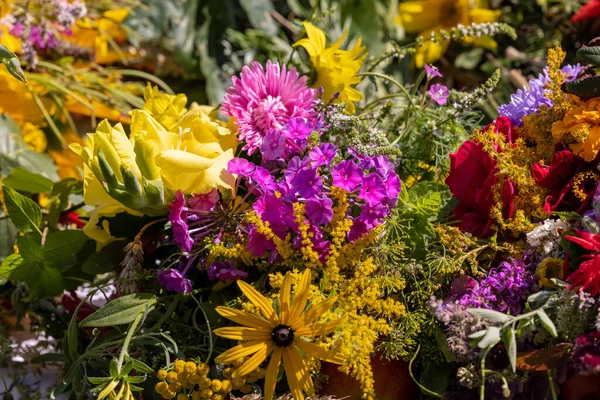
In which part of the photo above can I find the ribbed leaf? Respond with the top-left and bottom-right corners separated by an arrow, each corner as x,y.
79,293 -> 156,327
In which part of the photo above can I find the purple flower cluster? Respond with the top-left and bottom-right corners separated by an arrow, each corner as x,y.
571,332 -> 600,375
229,145 -> 401,261
456,256 -> 536,315
498,64 -> 583,126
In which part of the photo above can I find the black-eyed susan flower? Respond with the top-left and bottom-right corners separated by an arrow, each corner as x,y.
213,269 -> 345,400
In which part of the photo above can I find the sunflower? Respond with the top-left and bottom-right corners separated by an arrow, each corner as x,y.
213,269 -> 345,400
397,0 -> 501,67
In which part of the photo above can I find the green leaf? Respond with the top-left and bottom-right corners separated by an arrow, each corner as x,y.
17,235 -> 43,262
0,253 -> 23,284
467,308 -> 511,323
468,329 -> 488,339
2,186 -> 42,237
577,45 -> 600,66
79,293 -> 157,327
0,45 -> 26,83
81,250 -> 118,275
0,207 -> 18,261
44,230 -> 88,272
46,178 -> 83,227
239,0 -> 279,36
502,328 -> 517,372
109,358 -> 119,378
3,167 -> 54,193
564,76 -> 600,97
87,377 -> 112,385
10,260 -> 63,298
477,326 -> 501,349
31,353 -> 70,364
537,309 -> 558,338
126,356 -> 154,374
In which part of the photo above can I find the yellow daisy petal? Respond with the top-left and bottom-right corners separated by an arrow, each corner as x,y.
294,339 -> 345,365
288,269 -> 311,323
237,280 -> 278,324
213,327 -> 271,341
215,306 -> 274,330
232,342 -> 274,378
398,1 -> 439,32
468,8 -> 502,23
293,22 -> 327,58
282,347 -> 309,400
279,273 -> 292,325
293,296 -> 338,329
295,318 -> 345,338
264,347 -> 282,400
214,340 -> 267,364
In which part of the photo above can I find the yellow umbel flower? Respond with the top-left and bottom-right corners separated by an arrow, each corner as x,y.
397,0 -> 501,67
552,96 -> 600,161
213,269 -> 345,400
294,22 -> 366,114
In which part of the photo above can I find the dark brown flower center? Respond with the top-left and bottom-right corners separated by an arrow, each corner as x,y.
271,324 -> 295,347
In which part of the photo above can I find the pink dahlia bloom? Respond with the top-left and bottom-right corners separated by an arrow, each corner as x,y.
221,61 -> 317,155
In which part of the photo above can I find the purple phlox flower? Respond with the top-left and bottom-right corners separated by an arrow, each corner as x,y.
157,268 -> 193,293
383,172 -> 402,207
283,117 -> 314,150
253,192 -> 286,231
358,203 -> 388,229
373,156 -> 395,178
292,167 -> 323,199
227,158 -> 256,176
429,83 -> 449,105
305,195 -> 334,225
169,191 -> 194,253
284,156 -> 309,184
261,129 -> 286,160
309,143 -> 338,167
358,173 -> 387,207
332,160 -> 364,192
250,166 -> 277,191
498,64 -> 583,126
349,147 -> 375,169
9,23 -> 23,37
247,226 -> 275,257
348,219 -> 369,242
458,256 -> 535,314
207,261 -> 248,282
221,61 -> 317,155
188,189 -> 219,212
424,64 -> 442,80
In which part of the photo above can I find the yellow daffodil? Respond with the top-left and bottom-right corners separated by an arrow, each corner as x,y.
294,22 -> 366,114
214,269 -> 345,400
536,257 -> 564,288
552,96 -> 600,161
397,0 -> 501,67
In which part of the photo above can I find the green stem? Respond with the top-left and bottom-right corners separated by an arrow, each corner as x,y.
117,310 -> 144,372
115,69 -> 174,94
547,370 -> 558,400
480,345 -> 494,400
408,345 -> 443,398
357,72 -> 411,99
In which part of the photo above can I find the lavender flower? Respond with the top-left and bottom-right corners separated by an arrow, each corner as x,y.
498,64 -> 583,126
157,268 -> 192,293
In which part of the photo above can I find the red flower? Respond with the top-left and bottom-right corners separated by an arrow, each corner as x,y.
531,149 -> 597,214
565,229 -> 600,296
572,0 -> 600,23
446,117 -> 516,237
58,212 -> 86,229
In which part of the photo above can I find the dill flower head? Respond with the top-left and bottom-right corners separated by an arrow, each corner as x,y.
396,0 -> 501,67
213,269 -> 345,400
221,60 -> 317,155
294,22 -> 366,114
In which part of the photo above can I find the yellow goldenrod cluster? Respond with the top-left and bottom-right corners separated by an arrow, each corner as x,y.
154,359 -> 262,400
244,211 -> 294,261
208,242 -> 252,265
572,171 -> 600,201
293,202 -> 323,269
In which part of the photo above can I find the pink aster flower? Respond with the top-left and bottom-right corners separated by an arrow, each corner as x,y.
429,83 -> 449,105
424,64 -> 442,80
221,61 -> 317,155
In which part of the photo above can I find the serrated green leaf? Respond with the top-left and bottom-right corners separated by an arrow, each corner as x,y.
79,293 -> 157,327
46,178 -> 83,228
467,308 -> 511,323
44,230 -> 88,272
3,167 -> 54,193
502,328 -> 517,372
0,253 -> 23,284
477,326 -> 501,349
577,45 -> 600,65
564,76 -> 600,97
10,260 -> 63,298
17,235 -> 43,262
2,186 -> 42,237
0,207 -> 18,261
537,309 -> 558,338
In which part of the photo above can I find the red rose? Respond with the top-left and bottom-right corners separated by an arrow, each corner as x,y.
531,149 -> 596,214
446,117 -> 516,237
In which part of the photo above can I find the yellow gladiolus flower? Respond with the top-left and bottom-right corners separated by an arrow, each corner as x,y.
294,22 -> 366,114
397,0 -> 501,67
214,269 -> 345,400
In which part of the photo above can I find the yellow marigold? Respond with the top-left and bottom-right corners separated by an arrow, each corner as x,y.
552,96 -> 600,161
293,22 -> 366,114
396,0 -> 501,67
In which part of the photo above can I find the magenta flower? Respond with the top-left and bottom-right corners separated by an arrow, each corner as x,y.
332,160 -> 364,192
261,129 -> 286,160
169,191 -> 194,253
424,64 -> 442,80
359,203 -> 387,228
207,261 -> 248,282
157,269 -> 193,293
309,143 -> 338,167
292,167 -> 323,199
227,158 -> 255,176
358,173 -> 387,206
429,83 -> 449,105
221,61 -> 317,155
305,195 -> 334,225
284,156 -> 309,183
251,166 -> 277,191
188,189 -> 219,212
283,117 -> 314,141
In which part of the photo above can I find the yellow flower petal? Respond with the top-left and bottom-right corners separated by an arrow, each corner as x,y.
279,273 -> 292,325
397,1 -> 439,32
295,318 -> 345,338
414,32 -> 449,68
293,22 -> 326,58
292,296 -> 337,330
282,346 -> 312,400
294,339 -> 345,365
468,8 -> 502,23
237,280 -> 278,324
264,347 -> 282,400
213,327 -> 271,341
232,342 -> 274,378
214,339 -> 267,364
215,306 -> 274,330
288,269 -> 311,323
